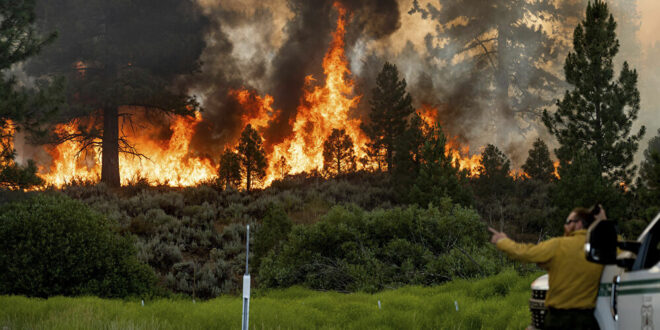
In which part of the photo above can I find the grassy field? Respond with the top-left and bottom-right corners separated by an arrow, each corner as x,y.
0,270 -> 541,330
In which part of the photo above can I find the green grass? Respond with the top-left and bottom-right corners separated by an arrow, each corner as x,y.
0,270 -> 541,330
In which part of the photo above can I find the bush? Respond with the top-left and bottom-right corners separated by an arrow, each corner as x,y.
0,193 -> 156,298
253,204 -> 292,270
259,200 -> 497,292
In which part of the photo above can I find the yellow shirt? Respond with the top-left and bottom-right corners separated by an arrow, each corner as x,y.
496,229 -> 604,309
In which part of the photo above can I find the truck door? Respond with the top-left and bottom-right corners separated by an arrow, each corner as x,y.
615,222 -> 660,329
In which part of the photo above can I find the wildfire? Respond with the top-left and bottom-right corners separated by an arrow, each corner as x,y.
37,3 -> 510,189
231,89 -> 278,130
417,104 -> 482,176
41,121 -> 101,186
230,2 -> 367,186
40,112 -> 217,187
267,3 -> 366,182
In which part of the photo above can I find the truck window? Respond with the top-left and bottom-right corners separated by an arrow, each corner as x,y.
633,223 -> 660,270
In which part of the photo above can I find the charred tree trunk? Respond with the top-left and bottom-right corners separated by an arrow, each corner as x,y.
101,107 -> 120,187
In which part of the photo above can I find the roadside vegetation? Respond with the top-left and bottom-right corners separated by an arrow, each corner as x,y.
0,269 -> 540,330
0,183 -> 535,299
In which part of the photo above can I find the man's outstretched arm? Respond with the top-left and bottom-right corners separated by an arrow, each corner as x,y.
489,227 -> 557,264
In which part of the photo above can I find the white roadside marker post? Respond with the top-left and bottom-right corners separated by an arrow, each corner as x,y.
242,225 -> 251,330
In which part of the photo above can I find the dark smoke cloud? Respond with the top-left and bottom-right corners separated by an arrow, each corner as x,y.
189,0 -> 649,167
262,0 -> 401,147
188,0 -> 402,158
188,7 -> 275,157
11,0 -> 653,173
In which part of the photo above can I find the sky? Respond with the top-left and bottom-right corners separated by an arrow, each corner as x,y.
639,0 -> 660,49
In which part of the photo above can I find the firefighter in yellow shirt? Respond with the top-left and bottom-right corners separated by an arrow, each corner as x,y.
489,207 -> 606,330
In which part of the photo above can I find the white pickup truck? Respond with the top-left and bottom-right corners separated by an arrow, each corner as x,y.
529,212 -> 660,330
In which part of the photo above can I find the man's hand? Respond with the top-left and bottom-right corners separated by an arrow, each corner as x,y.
594,204 -> 607,222
488,227 -> 508,244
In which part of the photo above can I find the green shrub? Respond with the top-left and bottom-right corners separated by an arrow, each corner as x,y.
259,201 -> 495,292
253,204 -> 292,270
0,193 -> 156,298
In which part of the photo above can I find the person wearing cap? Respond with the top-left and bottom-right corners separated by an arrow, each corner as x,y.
489,207 -> 606,330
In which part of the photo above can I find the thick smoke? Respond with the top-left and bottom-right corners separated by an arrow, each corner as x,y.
184,3 -> 285,158
191,0 -> 401,156
188,0 -> 658,167
380,0 -> 655,166
20,0 -> 655,169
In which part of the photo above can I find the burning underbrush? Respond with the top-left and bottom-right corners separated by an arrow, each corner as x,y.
40,110 -> 217,187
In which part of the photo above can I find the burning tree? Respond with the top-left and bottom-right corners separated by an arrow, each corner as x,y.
322,128 -> 356,176
218,149 -> 241,190
408,123 -> 473,208
27,0 -> 207,187
238,124 -> 267,191
273,156 -> 291,179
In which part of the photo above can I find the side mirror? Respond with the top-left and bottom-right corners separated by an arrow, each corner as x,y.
585,219 -> 618,264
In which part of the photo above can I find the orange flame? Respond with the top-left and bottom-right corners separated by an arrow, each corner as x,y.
417,104 -> 439,128
268,3 -> 368,183
1,120 -> 16,167
40,112 -> 217,187
231,89 -> 278,130
41,121 -> 101,186
230,2 -> 367,186
417,105 -> 482,176
619,181 -> 628,192
445,137 -> 482,176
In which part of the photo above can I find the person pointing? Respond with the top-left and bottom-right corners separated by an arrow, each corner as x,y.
489,206 -> 607,330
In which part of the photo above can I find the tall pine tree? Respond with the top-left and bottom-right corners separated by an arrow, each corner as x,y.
362,62 -> 414,171
392,113 -> 426,189
542,0 -> 645,184
408,122 -> 472,207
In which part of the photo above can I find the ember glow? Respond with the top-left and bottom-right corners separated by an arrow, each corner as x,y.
1,120 -> 16,168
